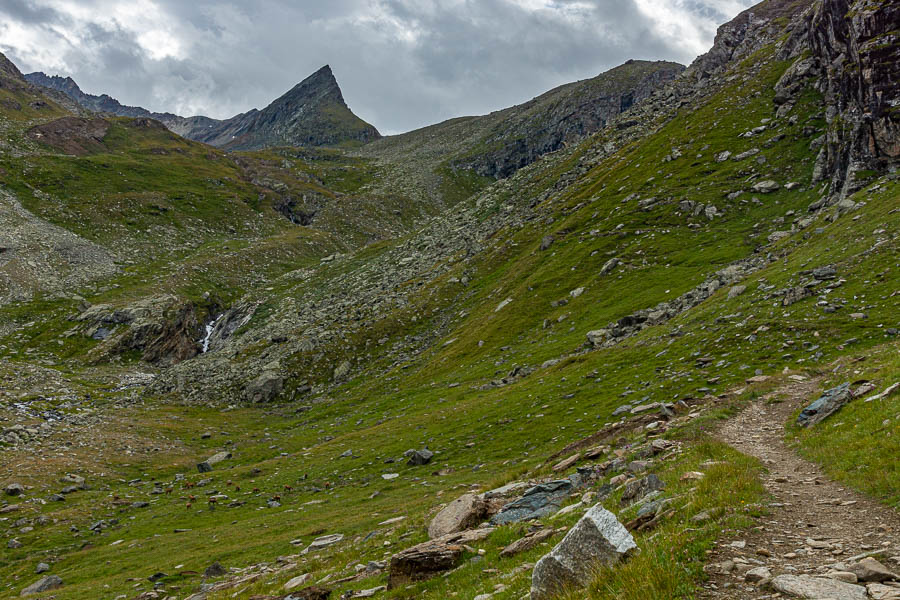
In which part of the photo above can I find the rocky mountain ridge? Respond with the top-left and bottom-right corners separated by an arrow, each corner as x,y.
26,65 -> 380,150
442,59 -> 686,179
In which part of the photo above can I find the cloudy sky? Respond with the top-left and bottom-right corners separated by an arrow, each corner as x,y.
0,0 -> 756,134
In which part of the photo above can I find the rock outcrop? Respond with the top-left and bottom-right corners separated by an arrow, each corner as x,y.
796,382 -> 853,426
448,60 -> 685,179
784,0 -> 900,196
26,117 -> 110,155
427,493 -> 489,539
387,528 -> 494,588
530,505 -> 636,600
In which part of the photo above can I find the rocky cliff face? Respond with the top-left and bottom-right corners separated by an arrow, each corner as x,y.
24,71 -> 182,121
804,0 -> 899,196
26,65 -> 380,151
686,0 -> 898,198
449,60 -> 685,179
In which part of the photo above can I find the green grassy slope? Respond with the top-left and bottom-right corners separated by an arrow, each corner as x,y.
2,1 -> 899,597
1,14 -> 897,600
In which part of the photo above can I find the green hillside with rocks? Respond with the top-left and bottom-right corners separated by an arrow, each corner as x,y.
1,0 -> 899,599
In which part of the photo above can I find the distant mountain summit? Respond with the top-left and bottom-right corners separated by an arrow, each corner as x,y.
25,65 -> 381,150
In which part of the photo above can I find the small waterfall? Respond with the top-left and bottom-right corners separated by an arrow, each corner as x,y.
200,315 -> 222,353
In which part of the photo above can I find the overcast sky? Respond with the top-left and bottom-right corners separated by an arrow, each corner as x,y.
0,0 -> 757,134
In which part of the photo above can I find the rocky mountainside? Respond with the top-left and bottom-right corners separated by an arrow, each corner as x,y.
0,53 -> 25,83
448,59 -> 685,179
26,65 -> 380,150
1,0 -> 899,599
349,60 -> 684,214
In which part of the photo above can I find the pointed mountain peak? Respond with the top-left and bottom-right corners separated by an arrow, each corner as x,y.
313,64 -> 333,77
220,63 -> 378,150
284,64 -> 343,103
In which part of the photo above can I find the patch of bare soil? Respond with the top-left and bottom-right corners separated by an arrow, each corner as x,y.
27,116 -> 109,155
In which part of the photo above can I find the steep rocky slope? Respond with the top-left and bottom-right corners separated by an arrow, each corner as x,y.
0,0 -> 898,599
26,65 -> 380,150
351,60 -> 683,211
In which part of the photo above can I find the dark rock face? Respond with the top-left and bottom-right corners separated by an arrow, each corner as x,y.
208,66 -> 380,151
803,0 -> 900,196
450,60 -> 685,179
77,296 -> 205,366
115,302 -> 202,365
25,65 -> 380,151
687,0 -> 811,81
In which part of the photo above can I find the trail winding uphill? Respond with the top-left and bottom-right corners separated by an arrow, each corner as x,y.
703,378 -> 900,599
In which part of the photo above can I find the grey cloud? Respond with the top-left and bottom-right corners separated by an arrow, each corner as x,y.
0,0 -> 63,25
0,0 -> 757,134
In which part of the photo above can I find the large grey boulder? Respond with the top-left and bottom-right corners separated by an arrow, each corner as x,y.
406,449 -> 434,466
752,180 -> 780,193
388,528 -> 494,588
530,505 -> 636,600
21,575 -> 63,596
243,371 -> 284,403
301,533 -> 344,555
771,574 -> 867,599
5,482 -> 24,496
797,382 -> 852,427
197,451 -> 232,473
849,557 -> 899,583
428,493 -> 488,539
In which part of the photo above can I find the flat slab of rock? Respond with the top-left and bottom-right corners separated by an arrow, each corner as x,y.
284,573 -> 311,590
301,533 -> 344,555
21,575 -> 63,596
771,574 -> 867,599
388,528 -> 493,588
428,493 -> 488,539
500,528 -> 556,558
797,382 -> 852,427
552,453 -> 581,472
197,451 -> 232,473
850,557 -> 899,583
531,505 -> 636,600
491,479 -> 575,525
867,582 -> 900,599
481,481 -> 531,499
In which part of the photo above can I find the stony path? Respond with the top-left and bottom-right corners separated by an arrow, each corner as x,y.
701,378 -> 900,599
